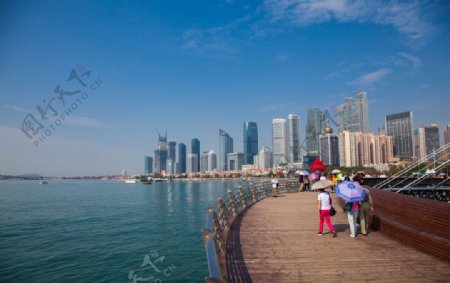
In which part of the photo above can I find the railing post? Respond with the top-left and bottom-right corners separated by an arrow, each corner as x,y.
216,196 -> 230,231
249,184 -> 258,202
227,189 -> 238,216
239,186 -> 247,208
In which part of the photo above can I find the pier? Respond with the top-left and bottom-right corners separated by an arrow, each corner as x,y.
202,180 -> 450,282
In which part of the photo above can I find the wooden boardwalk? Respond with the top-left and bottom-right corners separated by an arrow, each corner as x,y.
226,192 -> 450,282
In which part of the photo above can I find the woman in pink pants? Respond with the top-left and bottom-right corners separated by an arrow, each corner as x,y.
317,187 -> 337,237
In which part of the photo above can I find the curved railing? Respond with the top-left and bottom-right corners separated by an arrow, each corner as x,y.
201,178 -> 300,282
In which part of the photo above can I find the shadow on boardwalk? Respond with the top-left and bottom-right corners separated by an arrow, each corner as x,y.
226,192 -> 450,282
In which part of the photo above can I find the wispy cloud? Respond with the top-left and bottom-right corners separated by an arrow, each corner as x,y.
397,52 -> 422,69
348,68 -> 391,85
66,116 -> 112,128
258,103 -> 290,112
182,15 -> 252,54
264,0 -> 435,44
4,104 -> 32,113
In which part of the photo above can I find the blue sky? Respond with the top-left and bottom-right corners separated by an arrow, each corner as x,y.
1,0 -> 449,176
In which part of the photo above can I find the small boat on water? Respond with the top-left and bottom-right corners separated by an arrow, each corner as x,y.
124,179 -> 138,184
40,181 -> 48,184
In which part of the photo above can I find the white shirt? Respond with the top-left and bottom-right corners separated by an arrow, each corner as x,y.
318,192 -> 331,210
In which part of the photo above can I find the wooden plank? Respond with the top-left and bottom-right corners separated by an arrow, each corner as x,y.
226,192 -> 450,282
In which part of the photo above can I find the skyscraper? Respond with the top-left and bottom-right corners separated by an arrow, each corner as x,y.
287,114 -> 301,163
168,141 -> 177,163
305,108 -> 323,156
177,143 -> 186,174
385,111 -> 414,160
414,125 -> 440,161
144,156 -> 153,174
443,124 -> 450,161
272,118 -> 288,167
200,151 -> 209,173
191,138 -> 200,172
337,91 -> 369,133
154,133 -> 168,173
227,152 -> 244,170
208,150 -> 217,171
319,128 -> 339,166
258,147 -> 273,169
219,129 -> 233,170
243,122 -> 258,165
187,154 -> 198,173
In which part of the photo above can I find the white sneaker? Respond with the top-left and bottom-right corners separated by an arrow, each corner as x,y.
350,234 -> 356,238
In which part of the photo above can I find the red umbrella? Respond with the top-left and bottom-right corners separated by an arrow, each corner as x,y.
309,158 -> 326,171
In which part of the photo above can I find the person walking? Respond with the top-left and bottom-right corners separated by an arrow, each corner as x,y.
298,175 -> 304,191
359,186 -> 373,236
317,187 -> 337,237
344,201 -> 360,237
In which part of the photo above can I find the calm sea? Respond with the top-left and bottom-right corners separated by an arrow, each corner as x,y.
0,179 -> 243,282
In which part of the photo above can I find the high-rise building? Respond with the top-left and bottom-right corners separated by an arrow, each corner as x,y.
414,125 -> 440,161
177,143 -> 186,174
337,91 -> 369,133
288,114 -> 301,163
258,147 -> 273,169
305,108 -> 324,156
144,156 -> 153,174
385,111 -> 414,160
272,118 -> 288,167
187,154 -> 198,173
219,129 -> 233,170
227,152 -> 244,171
319,128 -> 339,166
191,138 -> 200,172
444,124 -> 450,161
243,122 -> 258,165
338,131 -> 394,167
200,151 -> 209,173
168,141 -> 177,163
208,150 -> 217,171
154,133 -> 168,173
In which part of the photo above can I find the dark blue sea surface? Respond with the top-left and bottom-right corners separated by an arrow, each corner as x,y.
0,179 -> 242,282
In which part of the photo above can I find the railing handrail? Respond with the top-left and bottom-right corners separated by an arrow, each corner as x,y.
202,178 -> 300,282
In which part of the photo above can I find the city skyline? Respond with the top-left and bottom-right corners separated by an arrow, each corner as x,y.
1,1 -> 449,176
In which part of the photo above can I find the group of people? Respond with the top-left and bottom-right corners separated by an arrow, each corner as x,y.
316,176 -> 374,238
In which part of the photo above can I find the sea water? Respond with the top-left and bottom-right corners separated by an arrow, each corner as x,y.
0,179 -> 242,282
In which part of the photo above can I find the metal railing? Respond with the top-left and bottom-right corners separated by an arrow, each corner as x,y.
201,178 -> 300,282
374,143 -> 450,189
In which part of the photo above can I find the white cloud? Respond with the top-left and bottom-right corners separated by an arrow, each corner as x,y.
66,116 -> 112,128
264,0 -> 435,44
397,52 -> 422,69
349,68 -> 391,85
4,104 -> 32,113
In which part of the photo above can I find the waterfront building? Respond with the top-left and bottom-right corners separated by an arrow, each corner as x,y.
200,151 -> 209,173
144,156 -> 153,174
154,133 -> 168,173
177,143 -> 187,174
272,118 -> 288,167
187,153 -> 198,173
168,141 -> 177,163
385,111 -> 414,160
191,138 -> 200,172
166,159 -> 174,175
444,124 -> 450,161
338,131 -> 394,167
243,122 -> 258,165
227,152 -> 245,171
258,146 -> 273,169
288,114 -> 301,163
319,128 -> 339,166
305,108 -> 324,156
219,129 -> 234,170
414,124 -> 441,161
337,92 -> 369,133
208,150 -> 217,171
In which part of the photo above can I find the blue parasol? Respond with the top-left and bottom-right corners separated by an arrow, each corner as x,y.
335,181 -> 366,202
